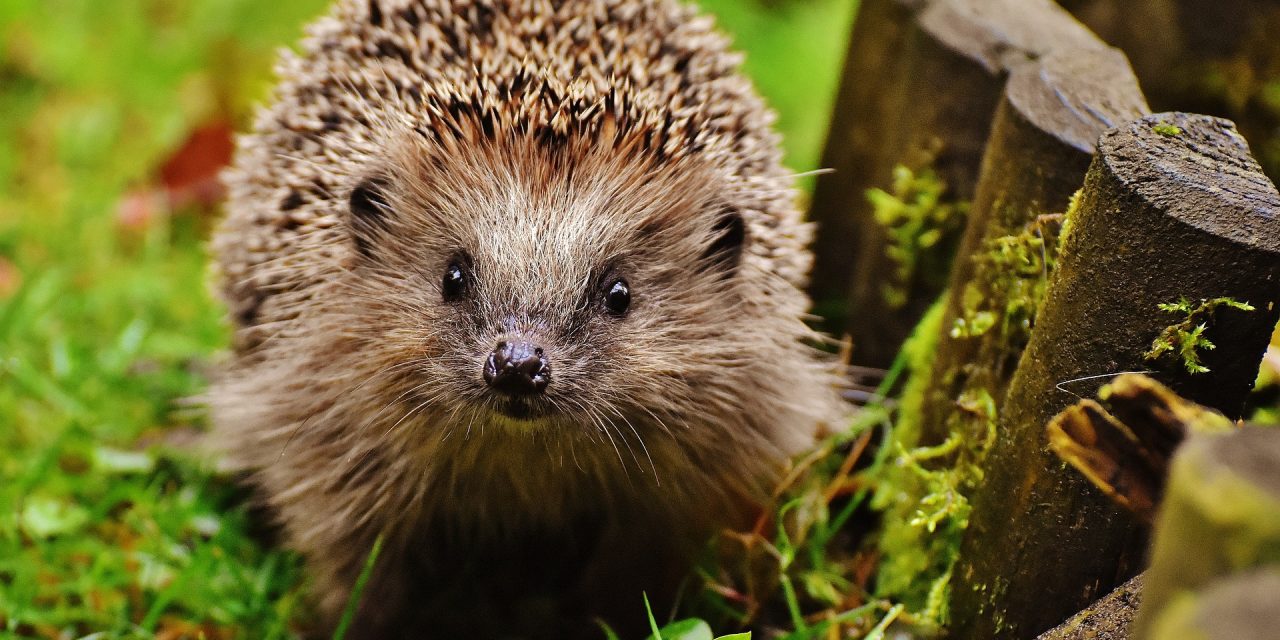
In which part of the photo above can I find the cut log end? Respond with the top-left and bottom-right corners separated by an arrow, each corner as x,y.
919,0 -> 1104,73
1005,47 -> 1149,154
1098,113 -> 1280,252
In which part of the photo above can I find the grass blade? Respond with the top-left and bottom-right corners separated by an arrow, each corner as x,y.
332,534 -> 384,640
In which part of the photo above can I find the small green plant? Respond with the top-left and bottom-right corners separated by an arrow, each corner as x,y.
1145,297 -> 1256,374
868,163 -> 968,309
952,212 -> 1065,344
640,593 -> 752,640
332,535 -> 384,640
1152,121 -> 1183,137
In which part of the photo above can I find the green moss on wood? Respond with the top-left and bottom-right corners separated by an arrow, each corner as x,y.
869,299 -> 962,630
953,213 -> 1064,345
870,301 -> 997,630
1144,297 -> 1256,374
868,163 -> 968,309
868,191 -> 1083,630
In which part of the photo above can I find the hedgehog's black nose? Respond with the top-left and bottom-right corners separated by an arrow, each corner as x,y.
483,341 -> 550,395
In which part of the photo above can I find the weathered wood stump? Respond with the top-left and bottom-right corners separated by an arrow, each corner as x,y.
1133,426 -> 1280,638
807,0 -> 1104,367
915,46 -> 1148,449
948,113 -> 1280,639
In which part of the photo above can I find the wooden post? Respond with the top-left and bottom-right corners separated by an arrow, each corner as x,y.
807,0 -> 1105,367
948,113 -> 1280,639
1133,426 -> 1280,638
914,46 -> 1148,449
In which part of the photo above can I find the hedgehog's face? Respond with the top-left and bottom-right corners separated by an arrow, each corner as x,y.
339,135 -> 759,439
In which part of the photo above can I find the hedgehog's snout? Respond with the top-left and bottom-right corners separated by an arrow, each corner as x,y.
483,340 -> 551,396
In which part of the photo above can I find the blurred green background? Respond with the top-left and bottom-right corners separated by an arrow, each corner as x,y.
0,0 -> 855,637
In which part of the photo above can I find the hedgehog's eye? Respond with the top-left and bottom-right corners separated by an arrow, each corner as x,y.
442,262 -> 467,301
603,279 -> 630,316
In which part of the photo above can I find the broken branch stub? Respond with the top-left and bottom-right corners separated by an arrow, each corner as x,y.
807,0 -> 1104,367
948,112 -> 1280,640
1045,374 -> 1235,523
915,46 -> 1148,449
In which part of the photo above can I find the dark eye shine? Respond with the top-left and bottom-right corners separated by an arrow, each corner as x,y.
442,263 -> 466,301
604,279 -> 630,316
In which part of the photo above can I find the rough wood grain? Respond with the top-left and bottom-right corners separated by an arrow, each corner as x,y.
1036,574 -> 1143,640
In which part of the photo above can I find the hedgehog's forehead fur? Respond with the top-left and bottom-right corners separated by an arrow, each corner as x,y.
362,112 -> 733,310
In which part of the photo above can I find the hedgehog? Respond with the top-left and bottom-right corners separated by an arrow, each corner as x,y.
208,0 -> 846,636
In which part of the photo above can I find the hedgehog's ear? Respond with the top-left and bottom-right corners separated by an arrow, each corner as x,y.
349,176 -> 393,257
701,208 -> 747,276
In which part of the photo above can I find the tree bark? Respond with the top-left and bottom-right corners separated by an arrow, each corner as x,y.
807,0 -> 1105,367
948,113 -> 1280,640
915,46 -> 1148,449
1133,426 -> 1280,638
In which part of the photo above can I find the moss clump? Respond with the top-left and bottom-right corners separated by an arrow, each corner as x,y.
868,164 -> 968,309
953,212 -> 1065,346
869,299 -> 985,630
1153,122 -> 1183,137
890,299 -> 948,448
1145,297 -> 1257,374
871,388 -> 994,625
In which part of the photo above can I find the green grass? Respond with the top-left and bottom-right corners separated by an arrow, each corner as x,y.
0,0 -> 856,637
